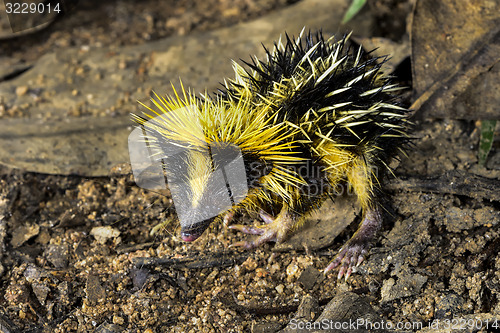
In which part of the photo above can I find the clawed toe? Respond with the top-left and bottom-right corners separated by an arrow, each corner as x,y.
259,210 -> 275,224
227,209 -> 276,236
228,210 -> 282,249
228,229 -> 277,249
228,207 -> 298,253
228,224 -> 265,235
324,241 -> 368,280
324,206 -> 381,280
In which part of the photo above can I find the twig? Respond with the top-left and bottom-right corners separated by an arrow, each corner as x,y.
386,170 -> 500,201
132,251 -> 248,269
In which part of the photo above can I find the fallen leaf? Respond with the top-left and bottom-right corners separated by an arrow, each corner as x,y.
410,0 -> 500,119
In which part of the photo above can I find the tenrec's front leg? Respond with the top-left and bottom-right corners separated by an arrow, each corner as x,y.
229,206 -> 299,249
324,205 -> 382,280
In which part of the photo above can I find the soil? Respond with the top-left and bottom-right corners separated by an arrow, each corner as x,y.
0,1 -> 499,332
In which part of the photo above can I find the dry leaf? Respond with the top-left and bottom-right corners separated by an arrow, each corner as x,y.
410,0 -> 500,119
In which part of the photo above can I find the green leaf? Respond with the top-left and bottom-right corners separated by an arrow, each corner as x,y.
478,120 -> 497,166
342,0 -> 367,24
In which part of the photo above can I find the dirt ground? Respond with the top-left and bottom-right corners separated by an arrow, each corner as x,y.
0,0 -> 499,332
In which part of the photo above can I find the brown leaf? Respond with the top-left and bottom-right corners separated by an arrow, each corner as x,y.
410,0 -> 500,119
275,195 -> 360,252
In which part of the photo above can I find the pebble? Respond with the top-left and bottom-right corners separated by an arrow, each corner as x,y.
15,86 -> 28,96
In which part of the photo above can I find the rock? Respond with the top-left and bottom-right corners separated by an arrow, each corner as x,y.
95,322 -> 124,333
15,85 -> 28,96
44,243 -> 70,268
282,295 -> 319,332
90,226 -> 121,244
308,291 -> 387,333
251,322 -> 283,333
31,282 -> 50,305
10,223 -> 40,248
297,266 -> 324,291
86,274 -> 106,303
380,273 -> 428,303
434,292 -> 465,319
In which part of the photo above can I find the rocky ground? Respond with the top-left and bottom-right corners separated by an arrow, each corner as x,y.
0,0 -> 499,332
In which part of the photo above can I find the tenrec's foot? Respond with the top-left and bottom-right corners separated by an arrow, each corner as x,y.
229,209 -> 295,249
324,235 -> 370,280
222,211 -> 235,247
324,207 -> 382,280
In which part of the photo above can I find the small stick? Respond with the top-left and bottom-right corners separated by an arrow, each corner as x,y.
386,170 -> 500,201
